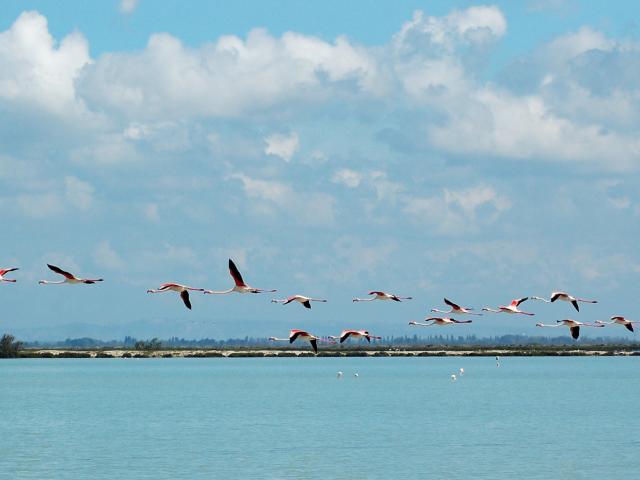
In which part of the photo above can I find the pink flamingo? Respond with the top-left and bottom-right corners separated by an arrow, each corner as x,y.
39,264 -> 103,285
531,292 -> 597,312
536,319 -> 604,340
268,329 -> 333,354
353,291 -> 412,302
204,259 -> 276,295
271,295 -> 327,309
329,329 -> 382,343
482,297 -> 534,316
431,298 -> 482,315
408,317 -> 473,327
595,316 -> 639,333
0,268 -> 18,283
147,283 -> 205,310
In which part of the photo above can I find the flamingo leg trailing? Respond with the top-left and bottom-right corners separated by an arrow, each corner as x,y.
147,283 -> 205,310
0,268 -> 18,283
204,259 -> 276,295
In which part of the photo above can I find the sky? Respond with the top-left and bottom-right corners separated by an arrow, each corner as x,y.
1,0 -> 639,341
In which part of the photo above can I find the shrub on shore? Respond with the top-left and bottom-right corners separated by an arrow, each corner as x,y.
0,334 -> 23,358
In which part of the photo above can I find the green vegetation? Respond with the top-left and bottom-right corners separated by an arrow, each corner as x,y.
134,338 -> 162,351
0,334 -> 23,358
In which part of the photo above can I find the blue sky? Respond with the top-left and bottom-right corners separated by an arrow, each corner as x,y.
1,0 -> 639,341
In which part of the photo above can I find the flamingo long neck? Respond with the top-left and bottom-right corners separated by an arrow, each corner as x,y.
353,297 -> 375,302
410,321 -> 435,327
40,280 -> 66,285
482,307 -> 501,313
431,308 -> 451,314
1,279 -> 16,283
204,288 -> 234,294
268,337 -> 289,342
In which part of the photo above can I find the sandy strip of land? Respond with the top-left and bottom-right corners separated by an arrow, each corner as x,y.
18,348 -> 639,358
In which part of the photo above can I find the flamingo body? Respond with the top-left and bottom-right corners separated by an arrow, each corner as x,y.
39,264 -> 103,285
204,259 -> 276,295
352,291 -> 412,302
147,283 -> 205,310
271,295 -> 327,309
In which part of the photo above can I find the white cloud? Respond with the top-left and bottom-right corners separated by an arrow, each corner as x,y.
332,169 -> 363,188
393,6 -> 506,54
264,132 -> 299,162
0,11 -> 91,114
404,185 -> 510,234
231,173 -> 335,225
77,28 -> 381,120
119,0 -> 139,15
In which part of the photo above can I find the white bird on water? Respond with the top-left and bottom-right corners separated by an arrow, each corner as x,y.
459,368 -> 464,376
337,371 -> 343,379
451,374 -> 457,381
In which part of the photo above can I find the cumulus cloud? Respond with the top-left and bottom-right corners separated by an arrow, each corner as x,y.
264,132 -> 299,162
404,185 -> 510,234
231,173 -> 335,225
77,28 -> 381,120
0,11 -> 91,115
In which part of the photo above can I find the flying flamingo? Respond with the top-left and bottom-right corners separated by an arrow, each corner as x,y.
482,298 -> 534,316
146,283 -> 205,310
352,291 -> 412,302
328,329 -> 382,343
431,298 -> 482,315
39,264 -> 103,285
0,268 -> 18,283
531,292 -> 597,312
595,316 -> 639,333
271,295 -> 327,309
536,319 -> 604,340
408,317 -> 473,327
204,259 -> 276,295
268,329 -> 333,354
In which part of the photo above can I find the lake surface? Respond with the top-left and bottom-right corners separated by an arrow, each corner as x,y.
1,357 -> 638,479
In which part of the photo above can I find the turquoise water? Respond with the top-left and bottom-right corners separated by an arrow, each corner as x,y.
1,357 -> 638,479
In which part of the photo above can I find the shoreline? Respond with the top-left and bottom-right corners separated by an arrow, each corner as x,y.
12,346 -> 640,358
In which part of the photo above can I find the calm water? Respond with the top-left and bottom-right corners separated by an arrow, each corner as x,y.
0,357 -> 638,479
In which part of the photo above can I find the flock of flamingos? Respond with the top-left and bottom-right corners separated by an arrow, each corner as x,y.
0,259 -> 636,354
